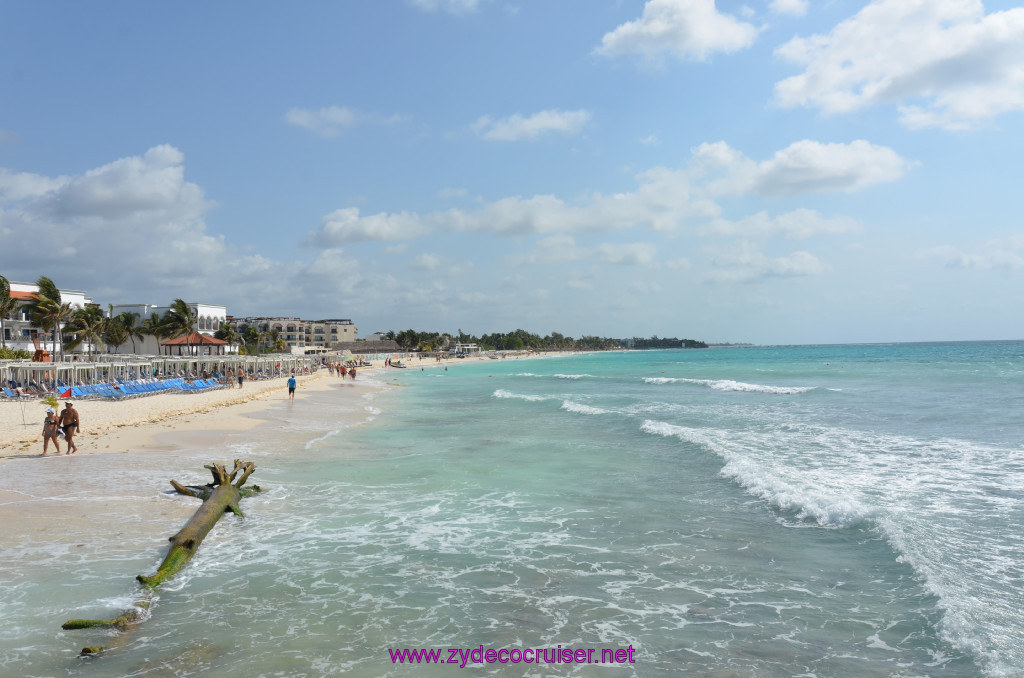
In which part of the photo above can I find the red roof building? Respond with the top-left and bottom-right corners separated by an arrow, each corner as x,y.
160,332 -> 230,355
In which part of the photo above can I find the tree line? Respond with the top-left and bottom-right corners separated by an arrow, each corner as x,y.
381,329 -> 706,352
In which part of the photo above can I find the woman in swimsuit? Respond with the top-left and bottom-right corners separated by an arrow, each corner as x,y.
42,408 -> 61,456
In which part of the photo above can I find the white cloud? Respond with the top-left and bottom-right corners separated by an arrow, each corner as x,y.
596,0 -> 758,62
407,0 -> 481,14
522,237 -> 658,267
305,139 -> 902,245
523,235 -> 580,264
707,243 -> 824,282
595,242 -> 658,265
920,235 -> 1024,269
694,139 -> 912,196
412,252 -> 442,270
702,209 -> 861,239
0,168 -> 66,203
774,0 -> 1024,129
473,109 -> 591,141
310,207 -> 428,245
285,106 -> 358,137
770,0 -> 808,17
0,145 -> 240,300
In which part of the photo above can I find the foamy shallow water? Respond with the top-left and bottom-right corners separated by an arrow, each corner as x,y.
2,345 -> 1021,676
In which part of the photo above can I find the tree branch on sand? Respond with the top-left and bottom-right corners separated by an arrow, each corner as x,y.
61,461 -> 262,656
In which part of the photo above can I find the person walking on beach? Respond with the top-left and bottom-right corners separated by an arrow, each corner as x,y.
58,401 -> 80,454
288,374 -> 297,402
237,372 -> 244,389
42,408 -> 61,455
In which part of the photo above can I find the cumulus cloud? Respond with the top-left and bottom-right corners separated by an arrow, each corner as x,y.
473,109 -> 591,141
702,209 -> 861,239
596,0 -> 758,62
774,0 -> 1024,129
770,0 -> 808,17
0,168 -> 66,203
707,244 -> 824,282
0,146 -> 428,320
309,207 -> 428,245
305,139 -> 904,246
595,242 -> 658,265
694,139 -> 912,196
412,253 -> 442,270
523,235 -> 581,265
0,145 -> 237,298
521,237 -> 658,267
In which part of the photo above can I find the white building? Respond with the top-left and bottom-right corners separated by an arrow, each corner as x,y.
228,317 -> 357,353
1,281 -> 93,355
108,302 -> 228,354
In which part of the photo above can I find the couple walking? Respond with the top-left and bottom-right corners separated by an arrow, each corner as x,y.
42,402 -> 80,455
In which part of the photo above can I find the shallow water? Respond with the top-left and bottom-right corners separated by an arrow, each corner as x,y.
1,344 -> 1022,676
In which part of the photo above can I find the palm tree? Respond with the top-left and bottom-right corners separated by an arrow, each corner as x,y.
267,328 -> 282,353
31,297 -> 73,362
242,326 -> 261,355
140,313 -> 167,344
117,311 -> 141,353
22,276 -> 67,360
159,299 -> 197,355
0,274 -> 21,350
104,315 -> 128,353
215,322 -> 239,353
65,306 -> 106,359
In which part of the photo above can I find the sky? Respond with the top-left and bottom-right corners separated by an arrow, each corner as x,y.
1,0 -> 1023,345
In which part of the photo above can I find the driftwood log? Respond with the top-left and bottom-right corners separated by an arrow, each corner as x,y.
61,460 -> 261,656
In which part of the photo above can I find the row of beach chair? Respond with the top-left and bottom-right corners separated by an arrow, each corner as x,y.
1,378 -> 229,401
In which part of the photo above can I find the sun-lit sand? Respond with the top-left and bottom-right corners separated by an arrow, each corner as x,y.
0,352 -> 543,459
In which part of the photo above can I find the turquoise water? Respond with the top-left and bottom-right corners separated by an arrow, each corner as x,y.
2,343 -> 1023,676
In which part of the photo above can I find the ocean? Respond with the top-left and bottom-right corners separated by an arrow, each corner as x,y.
1,342 -> 1022,677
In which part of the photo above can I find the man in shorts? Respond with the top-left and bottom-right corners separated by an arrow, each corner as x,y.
59,401 -> 80,454
287,374 -> 297,401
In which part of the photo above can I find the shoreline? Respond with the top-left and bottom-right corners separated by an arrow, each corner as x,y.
0,350 -> 582,532
0,372 -> 328,459
0,350 -> 579,459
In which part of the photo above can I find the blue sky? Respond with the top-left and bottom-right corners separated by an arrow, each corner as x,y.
1,0 -> 1023,344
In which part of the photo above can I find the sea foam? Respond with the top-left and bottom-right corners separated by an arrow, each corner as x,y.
492,389 -> 551,402
560,400 -> 609,415
639,420 -> 873,528
643,377 -> 815,394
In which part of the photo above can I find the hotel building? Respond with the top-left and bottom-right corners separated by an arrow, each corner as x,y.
226,317 -> 357,354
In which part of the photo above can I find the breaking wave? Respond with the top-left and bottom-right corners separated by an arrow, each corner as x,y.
643,377 -> 815,394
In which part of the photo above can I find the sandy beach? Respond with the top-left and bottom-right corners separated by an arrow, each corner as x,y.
0,351 -> 551,460
0,372 -> 330,459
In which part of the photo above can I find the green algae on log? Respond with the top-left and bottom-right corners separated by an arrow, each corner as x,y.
137,460 -> 256,587
61,460 -> 258,655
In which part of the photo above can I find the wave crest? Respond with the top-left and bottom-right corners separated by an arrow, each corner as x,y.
643,377 -> 814,394
639,420 -> 872,529
560,400 -> 608,415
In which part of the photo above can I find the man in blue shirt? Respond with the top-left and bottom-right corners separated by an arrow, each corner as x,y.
287,375 -> 297,402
